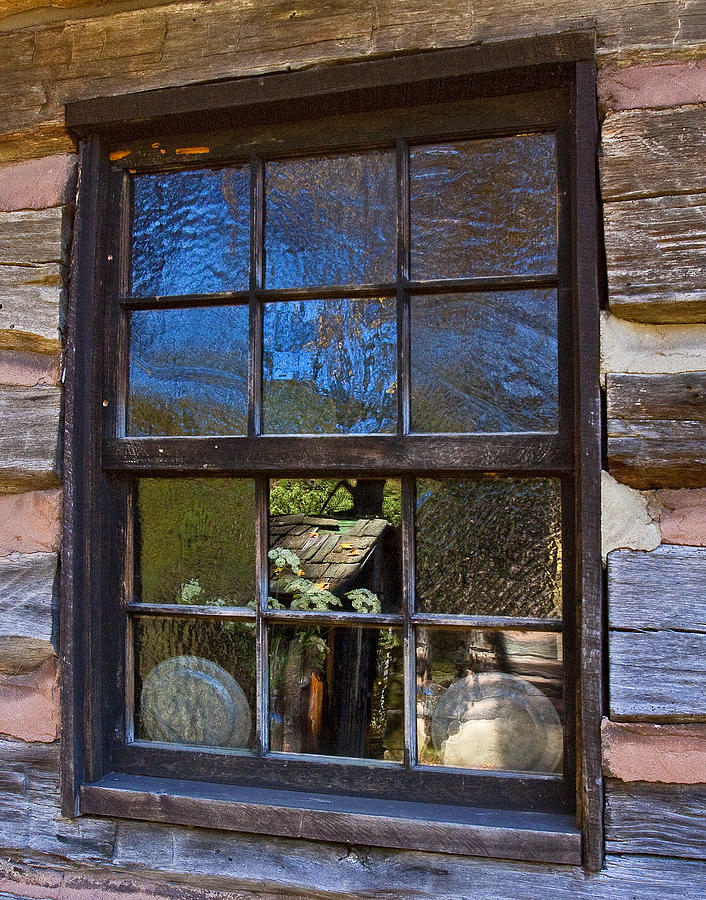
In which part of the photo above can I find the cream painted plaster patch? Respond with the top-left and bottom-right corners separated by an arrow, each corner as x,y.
601,470 -> 661,561
600,312 -> 706,386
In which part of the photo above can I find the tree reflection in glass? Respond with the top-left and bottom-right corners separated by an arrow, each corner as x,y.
263,298 -> 397,434
127,305 -> 249,436
132,166 -> 250,296
410,134 -> 557,280
415,478 -> 562,618
265,151 -> 396,288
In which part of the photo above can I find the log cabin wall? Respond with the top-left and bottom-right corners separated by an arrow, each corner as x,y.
0,2 -> 704,897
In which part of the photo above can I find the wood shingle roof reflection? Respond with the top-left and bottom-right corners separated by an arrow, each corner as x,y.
269,514 -> 390,593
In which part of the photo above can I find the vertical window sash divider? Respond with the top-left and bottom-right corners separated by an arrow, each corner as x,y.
249,155 -> 265,437
396,138 -> 411,437
256,477 -> 270,757
401,477 -> 417,769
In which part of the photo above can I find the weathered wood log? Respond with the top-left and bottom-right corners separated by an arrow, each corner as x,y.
605,779 -> 706,859
0,552 -> 57,642
607,372 -> 706,488
0,386 -> 61,492
607,545 -> 706,631
604,194 -> 706,323
602,719 -> 706,783
2,736 -> 706,897
601,106 -> 706,202
0,126 -> 75,167
0,739 -> 117,868
0,209 -> 66,266
0,636 -> 55,676
609,630 -> 706,720
0,0 -> 703,144
0,263 -> 63,354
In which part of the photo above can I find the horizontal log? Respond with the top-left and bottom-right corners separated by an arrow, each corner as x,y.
0,386 -> 61,492
604,194 -> 706,323
0,209 -> 66,266
601,105 -> 706,201
602,719 -> 706,783
0,739 -> 117,867
0,263 -> 63,354
607,372 -> 706,488
605,779 -> 706,858
607,545 -> 706,631
599,59 -> 706,112
0,1 -> 702,142
0,552 -> 57,642
609,629 -> 706,720
0,489 -> 61,557
0,125 -> 75,167
2,738 -> 706,898
0,636 -> 55,676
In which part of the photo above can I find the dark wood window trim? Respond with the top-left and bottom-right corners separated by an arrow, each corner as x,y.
61,30 -> 603,871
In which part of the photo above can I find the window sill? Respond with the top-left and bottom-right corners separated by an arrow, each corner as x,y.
80,773 -> 581,864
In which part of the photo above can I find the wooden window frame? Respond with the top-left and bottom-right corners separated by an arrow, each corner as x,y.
61,30 -> 603,870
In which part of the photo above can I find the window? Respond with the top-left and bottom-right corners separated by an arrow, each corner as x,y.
63,32 -> 603,870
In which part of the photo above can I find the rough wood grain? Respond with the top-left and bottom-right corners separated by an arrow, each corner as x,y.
0,552 -> 57,642
0,636 -> 55,676
607,372 -> 706,488
604,194 -> 706,323
0,739 -> 117,868
0,386 -> 61,492
602,719 -> 706,783
605,779 -> 706,859
0,126 -> 76,167
0,263 -> 63,354
0,0 -> 703,143
2,736 -> 706,897
0,209 -> 66,266
609,630 -> 706,720
607,545 -> 706,631
601,105 -> 706,201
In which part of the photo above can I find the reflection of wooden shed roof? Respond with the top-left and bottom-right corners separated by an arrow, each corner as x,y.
270,514 -> 390,593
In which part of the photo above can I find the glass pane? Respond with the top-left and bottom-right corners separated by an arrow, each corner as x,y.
410,290 -> 558,432
132,166 -> 250,296
268,478 -> 402,613
410,134 -> 557,280
415,478 -> 562,617
135,478 -> 255,608
134,616 -> 256,750
265,151 -> 396,288
128,305 -> 249,436
263,298 -> 397,434
269,624 -> 403,760
417,627 -> 563,773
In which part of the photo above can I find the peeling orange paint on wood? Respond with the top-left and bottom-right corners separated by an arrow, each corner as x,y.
175,146 -> 210,155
